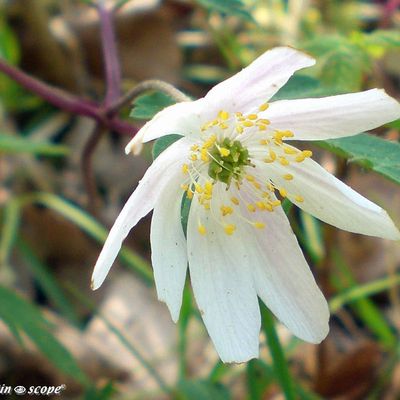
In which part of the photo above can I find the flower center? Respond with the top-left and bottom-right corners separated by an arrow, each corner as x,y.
180,103 -> 312,236
207,138 -> 252,185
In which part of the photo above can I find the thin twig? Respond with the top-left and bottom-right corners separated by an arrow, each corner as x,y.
97,1 -> 121,106
107,79 -> 191,115
0,58 -> 136,135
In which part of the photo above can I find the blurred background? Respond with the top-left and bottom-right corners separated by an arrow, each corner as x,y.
0,0 -> 399,398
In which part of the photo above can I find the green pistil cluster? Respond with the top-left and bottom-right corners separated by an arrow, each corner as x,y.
208,138 -> 252,185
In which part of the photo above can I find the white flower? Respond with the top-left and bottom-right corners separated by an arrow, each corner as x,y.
92,47 -> 400,363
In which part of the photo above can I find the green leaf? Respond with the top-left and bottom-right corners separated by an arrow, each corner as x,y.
0,199 -> 21,265
130,91 -> 175,120
195,0 -> 254,22
247,359 -> 274,400
83,382 -> 115,400
316,133 -> 400,185
152,134 -> 182,160
0,285 -> 88,383
0,134 -> 69,156
177,379 -> 231,400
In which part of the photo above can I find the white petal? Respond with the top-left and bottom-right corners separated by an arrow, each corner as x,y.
150,173 -> 187,322
265,89 -> 400,141
231,186 -> 329,343
204,47 -> 315,114
125,99 -> 206,154
187,185 -> 261,363
92,138 -> 191,290
258,157 -> 400,240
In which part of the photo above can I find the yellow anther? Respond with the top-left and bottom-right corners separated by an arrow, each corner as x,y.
187,190 -> 193,199
279,156 -> 290,166
224,224 -> 236,235
247,204 -> 256,212
258,119 -> 270,125
235,112 -> 243,117
190,144 -> 199,151
252,181 -> 261,189
295,153 -> 306,162
190,154 -> 198,161
198,224 -> 207,235
219,147 -> 230,157
264,203 -> 273,212
182,164 -> 189,174
267,183 -> 275,192
205,181 -> 213,194
302,150 -> 313,158
256,201 -> 266,210
254,221 -> 266,229
264,158 -> 274,163
203,134 -> 217,149
218,110 -> 229,120
269,149 -> 277,160
204,203 -> 210,210
279,188 -> 287,198
201,149 -> 209,162
180,184 -> 189,191
295,195 -> 304,203
262,191 -> 271,199
247,114 -> 258,120
284,130 -> 294,138
195,183 -> 203,193
283,174 -> 293,180
283,146 -> 297,155
219,123 -> 229,130
220,205 -> 233,216
259,139 -> 269,145
231,197 -> 239,205
236,125 -> 244,134
258,102 -> 269,112
243,121 -> 254,127
258,125 -> 267,131
245,174 -> 255,182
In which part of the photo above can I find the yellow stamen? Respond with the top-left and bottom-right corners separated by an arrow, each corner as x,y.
218,110 -> 229,120
279,188 -> 287,198
198,224 -> 206,235
243,121 -> 254,127
195,183 -> 203,193
247,204 -> 256,212
283,174 -> 293,180
190,154 -> 198,161
247,114 -> 258,120
231,197 -> 239,205
224,224 -> 236,235
279,156 -> 290,166
219,147 -> 230,157
295,195 -> 304,203
182,164 -> 189,174
283,146 -> 297,155
258,102 -> 269,111
302,150 -> 313,158
254,222 -> 266,229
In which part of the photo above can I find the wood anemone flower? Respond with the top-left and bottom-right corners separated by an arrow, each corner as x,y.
92,47 -> 400,363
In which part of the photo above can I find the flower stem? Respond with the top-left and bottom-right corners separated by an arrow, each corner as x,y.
97,0 -> 121,106
261,304 -> 296,400
108,79 -> 191,115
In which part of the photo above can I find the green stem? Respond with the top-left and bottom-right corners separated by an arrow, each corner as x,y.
261,304 -> 296,400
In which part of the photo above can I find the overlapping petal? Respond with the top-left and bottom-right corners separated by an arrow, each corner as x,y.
264,89 -> 400,141
230,186 -> 329,343
187,185 -> 261,363
205,47 -> 315,114
256,156 -> 400,240
150,173 -> 188,322
92,138 -> 191,290
125,100 -> 206,154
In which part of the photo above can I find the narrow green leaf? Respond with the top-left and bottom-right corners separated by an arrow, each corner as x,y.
316,133 -> 400,185
260,303 -> 296,400
0,199 -> 21,265
17,238 -> 81,326
130,91 -> 175,120
22,193 -> 153,284
195,0 -> 254,22
177,379 -> 231,400
331,250 -> 396,349
0,133 -> 69,156
246,359 -> 274,400
178,285 -> 192,380
0,285 -> 88,383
